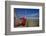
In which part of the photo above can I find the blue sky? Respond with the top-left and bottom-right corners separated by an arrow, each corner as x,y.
14,8 -> 39,19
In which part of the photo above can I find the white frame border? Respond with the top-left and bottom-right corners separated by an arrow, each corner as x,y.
11,5 -> 42,32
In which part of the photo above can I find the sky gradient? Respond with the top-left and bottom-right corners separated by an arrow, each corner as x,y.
14,8 -> 39,19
